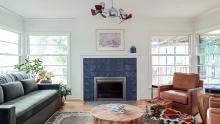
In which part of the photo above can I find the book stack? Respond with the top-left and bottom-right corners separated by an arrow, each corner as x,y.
106,104 -> 126,113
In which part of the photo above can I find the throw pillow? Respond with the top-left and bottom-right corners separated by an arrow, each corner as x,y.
21,79 -> 38,94
1,81 -> 24,101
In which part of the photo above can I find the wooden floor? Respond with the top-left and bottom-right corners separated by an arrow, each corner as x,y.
59,100 -> 202,124
59,100 -> 146,112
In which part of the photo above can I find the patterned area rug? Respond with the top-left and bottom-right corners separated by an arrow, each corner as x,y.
45,112 -> 93,124
45,112 -> 159,124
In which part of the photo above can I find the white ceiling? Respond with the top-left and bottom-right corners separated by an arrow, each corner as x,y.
0,0 -> 220,18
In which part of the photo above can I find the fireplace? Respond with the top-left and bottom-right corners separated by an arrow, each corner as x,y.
94,77 -> 126,101
83,58 -> 137,101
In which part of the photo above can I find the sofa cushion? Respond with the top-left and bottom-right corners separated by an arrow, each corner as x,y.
1,81 -> 24,102
160,90 -> 188,104
0,75 -> 7,84
0,86 -> 4,104
4,74 -> 16,82
21,79 -> 38,94
19,72 -> 29,79
2,90 -> 59,123
12,73 -> 26,81
173,72 -> 199,91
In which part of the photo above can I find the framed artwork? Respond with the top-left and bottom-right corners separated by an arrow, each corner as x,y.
96,29 -> 125,51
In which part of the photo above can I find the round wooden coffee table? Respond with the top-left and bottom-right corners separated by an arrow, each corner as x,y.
91,104 -> 144,124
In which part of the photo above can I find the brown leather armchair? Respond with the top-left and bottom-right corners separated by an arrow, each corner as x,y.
158,72 -> 203,115
207,97 -> 220,124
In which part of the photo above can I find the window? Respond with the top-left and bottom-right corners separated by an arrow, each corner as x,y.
151,35 -> 191,85
0,29 -> 20,73
198,34 -> 220,87
28,35 -> 69,84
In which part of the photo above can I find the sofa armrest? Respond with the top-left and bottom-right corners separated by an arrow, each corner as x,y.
0,105 -> 16,124
158,85 -> 173,97
38,84 -> 60,90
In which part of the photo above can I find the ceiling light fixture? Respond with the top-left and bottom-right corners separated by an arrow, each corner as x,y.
91,0 -> 132,23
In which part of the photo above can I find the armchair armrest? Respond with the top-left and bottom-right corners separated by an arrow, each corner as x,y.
199,80 -> 203,87
187,87 -> 203,95
207,108 -> 220,124
0,105 -> 16,124
38,84 -> 60,90
209,97 -> 220,109
187,87 -> 203,114
158,85 -> 173,97
187,87 -> 203,100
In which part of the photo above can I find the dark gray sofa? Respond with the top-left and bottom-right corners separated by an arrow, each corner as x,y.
0,72 -> 61,124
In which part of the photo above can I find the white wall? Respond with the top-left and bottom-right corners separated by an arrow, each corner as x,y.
24,16 -> 193,100
0,7 -> 23,31
194,7 -> 220,33
0,3 -> 220,100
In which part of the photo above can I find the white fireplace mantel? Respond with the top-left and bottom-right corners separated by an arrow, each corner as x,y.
80,53 -> 140,59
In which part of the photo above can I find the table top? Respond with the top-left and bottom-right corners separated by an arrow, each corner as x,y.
91,104 -> 144,122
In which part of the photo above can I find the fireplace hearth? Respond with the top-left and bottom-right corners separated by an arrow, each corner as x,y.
94,77 -> 126,101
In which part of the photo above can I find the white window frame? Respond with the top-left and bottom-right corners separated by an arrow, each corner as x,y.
0,26 -> 22,73
197,34 -> 220,86
26,32 -> 71,84
151,34 -> 193,86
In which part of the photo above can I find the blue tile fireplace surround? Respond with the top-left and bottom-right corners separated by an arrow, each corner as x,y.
83,58 -> 137,101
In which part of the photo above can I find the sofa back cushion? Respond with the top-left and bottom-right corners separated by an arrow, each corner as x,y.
21,79 -> 38,94
12,72 -> 29,81
1,81 -> 24,101
173,72 -> 200,91
0,75 -> 7,84
4,74 -> 16,82
0,86 -> 4,104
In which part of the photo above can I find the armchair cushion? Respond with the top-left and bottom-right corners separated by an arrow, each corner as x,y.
160,90 -> 188,104
173,72 -> 200,91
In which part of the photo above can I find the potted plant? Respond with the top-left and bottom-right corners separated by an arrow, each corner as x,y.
59,83 -> 72,105
14,58 -> 44,78
14,58 -> 54,83
36,70 -> 54,83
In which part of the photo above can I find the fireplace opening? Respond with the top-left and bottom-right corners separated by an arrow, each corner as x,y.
94,77 -> 126,101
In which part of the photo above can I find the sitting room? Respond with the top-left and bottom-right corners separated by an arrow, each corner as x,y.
0,0 -> 220,124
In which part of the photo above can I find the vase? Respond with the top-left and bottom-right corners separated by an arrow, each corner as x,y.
130,46 -> 136,53
61,96 -> 65,106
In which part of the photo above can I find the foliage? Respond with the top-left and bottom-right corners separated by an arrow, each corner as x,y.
37,70 -> 54,81
59,83 -> 72,100
14,59 -> 44,77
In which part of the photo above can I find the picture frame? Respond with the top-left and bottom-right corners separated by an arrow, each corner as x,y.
96,29 -> 125,51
